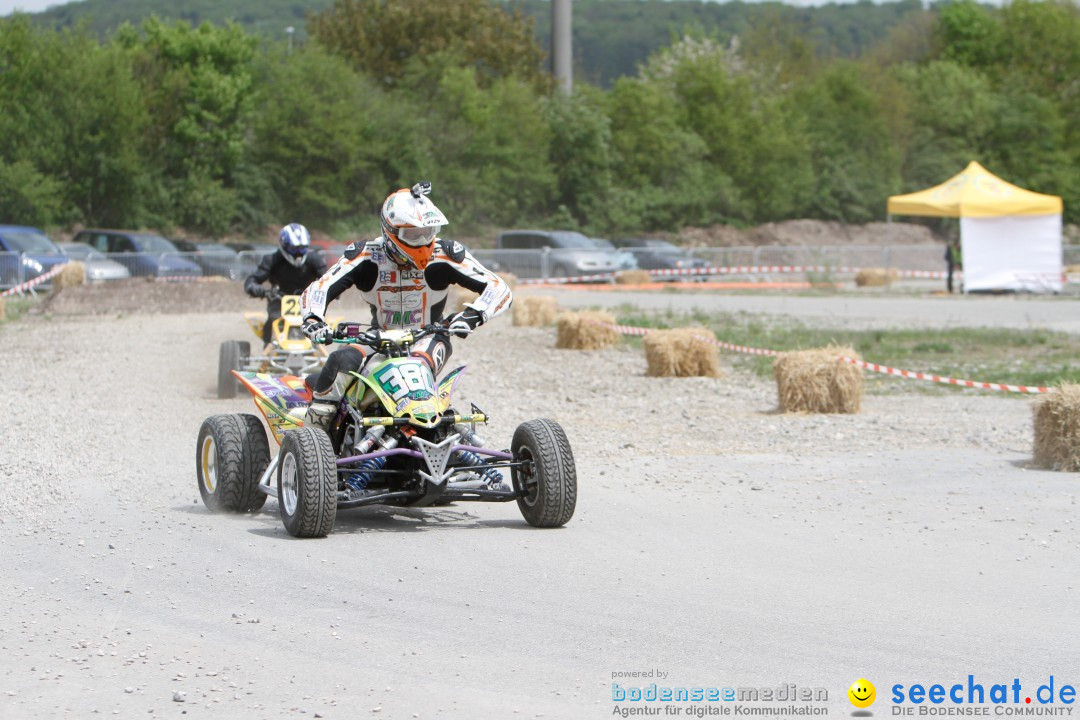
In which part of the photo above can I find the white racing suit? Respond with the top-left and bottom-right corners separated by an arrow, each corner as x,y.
299,235 -> 512,430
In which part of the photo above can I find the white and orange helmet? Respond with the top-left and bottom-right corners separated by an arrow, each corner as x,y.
380,182 -> 448,270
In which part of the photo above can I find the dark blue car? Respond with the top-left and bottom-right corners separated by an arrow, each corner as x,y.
72,229 -> 202,279
0,225 -> 69,290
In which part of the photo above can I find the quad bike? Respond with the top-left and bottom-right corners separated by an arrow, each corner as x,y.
196,322 -> 577,537
217,291 -> 340,399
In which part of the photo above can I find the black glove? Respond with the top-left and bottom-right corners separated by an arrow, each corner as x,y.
248,285 -> 267,299
446,309 -> 482,338
302,316 -> 334,345
266,287 -> 283,303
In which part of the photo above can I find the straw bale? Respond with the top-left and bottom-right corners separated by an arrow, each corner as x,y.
498,272 -> 519,289
615,269 -> 652,285
0,294 -> 5,320
513,296 -> 558,327
643,328 -> 721,378
773,345 -> 863,413
854,268 -> 897,287
555,310 -> 618,350
453,289 -> 480,313
1033,384 -> 1080,471
52,261 -> 85,291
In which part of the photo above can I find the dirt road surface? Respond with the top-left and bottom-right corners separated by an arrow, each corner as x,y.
2,293 -> 1077,719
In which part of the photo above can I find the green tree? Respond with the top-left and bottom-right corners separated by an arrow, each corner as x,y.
116,17 -> 257,234
544,88 -> 613,232
308,0 -> 546,88
935,0 -> 1003,70
0,17 -> 147,226
249,45 -> 398,229
796,62 -> 900,222
893,60 -> 996,191
414,66 -> 555,230
652,35 -> 814,221
605,75 -> 724,231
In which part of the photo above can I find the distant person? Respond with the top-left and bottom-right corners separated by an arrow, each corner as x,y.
244,224 -> 328,343
945,237 -> 962,294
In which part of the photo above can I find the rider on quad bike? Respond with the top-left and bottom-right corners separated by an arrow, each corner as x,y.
245,223 -> 329,344
299,182 -> 513,435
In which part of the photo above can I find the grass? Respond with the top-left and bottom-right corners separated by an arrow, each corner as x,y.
611,305 -> 1080,394
0,296 -> 35,322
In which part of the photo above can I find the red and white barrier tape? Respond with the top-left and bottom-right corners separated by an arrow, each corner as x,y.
519,264 -> 952,285
0,262 -> 68,298
594,320 -> 1049,394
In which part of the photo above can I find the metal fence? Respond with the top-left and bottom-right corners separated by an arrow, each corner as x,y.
4,245 -> 1078,291
474,244 -> 1017,280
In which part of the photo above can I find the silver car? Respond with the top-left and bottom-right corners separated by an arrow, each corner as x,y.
59,242 -> 131,282
494,230 -> 623,279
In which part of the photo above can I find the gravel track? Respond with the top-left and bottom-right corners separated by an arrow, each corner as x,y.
1,287 -> 1077,719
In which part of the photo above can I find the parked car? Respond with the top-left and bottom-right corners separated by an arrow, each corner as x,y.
0,225 -> 69,290
588,236 -> 638,270
172,240 -> 241,279
494,230 -> 623,279
613,238 -> 710,276
72,230 -> 202,279
228,242 -> 279,276
58,243 -> 131,282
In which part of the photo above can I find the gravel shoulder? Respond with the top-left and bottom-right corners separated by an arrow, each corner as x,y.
1,288 -> 1077,719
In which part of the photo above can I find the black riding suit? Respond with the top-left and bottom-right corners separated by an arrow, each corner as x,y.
244,250 -> 328,342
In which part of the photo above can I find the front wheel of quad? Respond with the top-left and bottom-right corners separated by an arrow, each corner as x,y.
277,428 -> 337,538
511,419 -> 577,527
196,414 -> 269,513
217,340 -> 245,399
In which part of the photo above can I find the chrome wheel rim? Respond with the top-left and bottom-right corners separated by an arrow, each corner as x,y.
280,453 -> 298,516
515,446 -> 539,507
200,435 -> 217,493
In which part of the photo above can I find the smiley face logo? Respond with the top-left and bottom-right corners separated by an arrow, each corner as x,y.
848,678 -> 876,709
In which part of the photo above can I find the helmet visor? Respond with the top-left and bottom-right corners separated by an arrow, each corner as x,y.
283,243 -> 308,258
397,225 -> 438,247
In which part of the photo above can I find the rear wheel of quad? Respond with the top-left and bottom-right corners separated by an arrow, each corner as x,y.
196,414 -> 269,513
217,340 -> 245,399
277,428 -> 337,538
511,419 -> 577,528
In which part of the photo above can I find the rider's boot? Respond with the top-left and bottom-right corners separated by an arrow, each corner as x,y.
305,370 -> 353,433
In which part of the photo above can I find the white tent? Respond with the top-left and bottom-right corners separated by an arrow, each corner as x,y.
888,162 -> 1063,293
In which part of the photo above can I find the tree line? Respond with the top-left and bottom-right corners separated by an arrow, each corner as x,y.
2,0 -> 1079,240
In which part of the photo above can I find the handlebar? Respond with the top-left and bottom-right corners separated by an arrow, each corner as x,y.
331,321 -> 451,353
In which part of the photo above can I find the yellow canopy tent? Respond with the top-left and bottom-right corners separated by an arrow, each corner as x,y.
887,162 -> 1063,292
887,161 -> 1061,217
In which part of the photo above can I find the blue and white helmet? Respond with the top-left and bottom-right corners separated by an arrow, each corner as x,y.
278,223 -> 311,267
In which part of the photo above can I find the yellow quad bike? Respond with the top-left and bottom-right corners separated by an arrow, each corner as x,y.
217,293 -> 339,399
196,322 -> 577,538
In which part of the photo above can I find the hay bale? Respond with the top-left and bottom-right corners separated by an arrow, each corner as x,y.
0,294 -> 5,321
1066,264 -> 1080,274
498,272 -> 519,290
615,269 -> 652,285
643,328 -> 721,378
513,296 -> 558,327
52,261 -> 85,291
773,345 -> 863,414
1033,384 -> 1080,471
555,310 -> 619,350
453,289 -> 479,313
854,268 -> 897,287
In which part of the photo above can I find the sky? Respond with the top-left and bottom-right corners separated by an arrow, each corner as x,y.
0,0 -> 72,15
